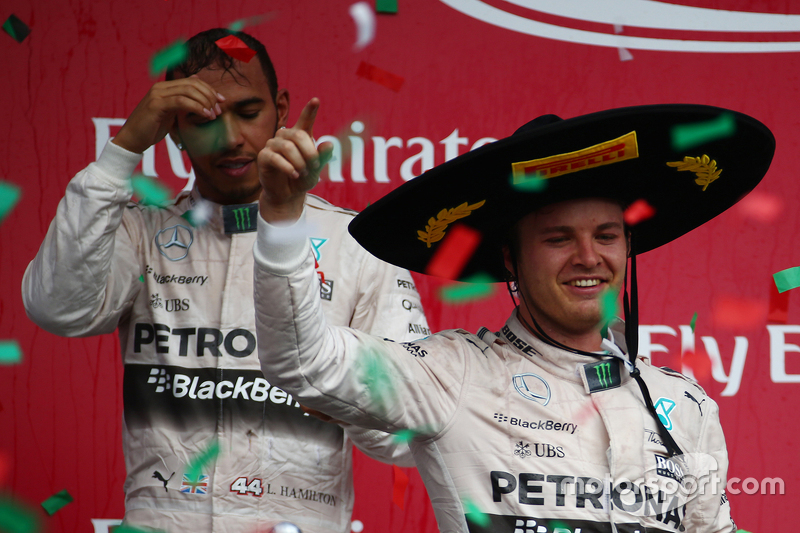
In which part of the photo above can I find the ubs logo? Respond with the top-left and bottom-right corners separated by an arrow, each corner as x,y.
512,373 -> 551,406
155,224 -> 194,261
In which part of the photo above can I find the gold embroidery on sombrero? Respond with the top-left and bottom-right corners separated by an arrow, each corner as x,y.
417,200 -> 486,248
666,155 -> 722,191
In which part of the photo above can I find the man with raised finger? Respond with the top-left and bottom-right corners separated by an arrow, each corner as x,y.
253,105 -> 775,531
22,28 -> 428,533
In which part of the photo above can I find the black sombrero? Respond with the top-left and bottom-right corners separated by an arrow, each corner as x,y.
349,104 -> 775,281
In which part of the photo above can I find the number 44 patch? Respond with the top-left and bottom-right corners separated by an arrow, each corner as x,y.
230,477 -> 263,497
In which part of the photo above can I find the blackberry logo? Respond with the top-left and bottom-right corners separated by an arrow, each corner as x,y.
494,413 -> 509,422
148,368 -> 172,393
514,519 -> 546,533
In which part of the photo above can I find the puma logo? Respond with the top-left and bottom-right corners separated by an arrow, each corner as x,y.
684,391 -> 706,416
153,470 -> 175,492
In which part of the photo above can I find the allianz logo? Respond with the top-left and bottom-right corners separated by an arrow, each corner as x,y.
148,368 -> 301,407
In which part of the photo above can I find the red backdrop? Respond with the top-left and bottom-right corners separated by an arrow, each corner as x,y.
3,0 -> 800,531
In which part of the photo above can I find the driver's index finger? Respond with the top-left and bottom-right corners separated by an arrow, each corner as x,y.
294,97 -> 321,136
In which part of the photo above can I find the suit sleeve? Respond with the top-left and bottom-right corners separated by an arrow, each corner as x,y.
341,234 -> 431,465
341,425 -> 416,467
683,397 -> 736,533
22,140 -> 144,337
254,212 -> 463,438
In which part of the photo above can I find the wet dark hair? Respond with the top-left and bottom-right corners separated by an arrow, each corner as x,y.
165,28 -> 279,102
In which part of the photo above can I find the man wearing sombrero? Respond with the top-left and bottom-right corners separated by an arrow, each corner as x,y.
252,101 -> 774,532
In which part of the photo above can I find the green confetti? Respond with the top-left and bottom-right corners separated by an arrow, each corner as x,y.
186,439 -> 221,481
184,119 -> 228,155
509,172 -> 547,193
318,146 -> 334,169
735,530 -> 753,533
358,346 -> 396,411
226,12 -> 276,33
774,266 -> 800,293
0,341 -> 22,365
461,496 -> 489,528
149,40 -> 188,78
376,0 -> 398,13
40,490 -> 73,516
393,429 -> 416,444
130,175 -> 172,207
139,275 -> 145,283
2,15 -> 31,43
0,181 -> 22,224
599,289 -> 619,324
114,526 -> 166,533
439,273 -> 496,303
690,312 -> 698,333
0,496 -> 40,533
181,211 -> 198,227
550,521 -> 572,532
671,112 -> 736,152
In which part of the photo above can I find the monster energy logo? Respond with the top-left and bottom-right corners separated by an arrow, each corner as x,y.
233,207 -> 251,230
585,359 -> 620,393
222,204 -> 258,234
595,362 -> 612,388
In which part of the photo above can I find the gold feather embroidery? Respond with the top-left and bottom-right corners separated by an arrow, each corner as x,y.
666,155 -> 722,191
417,200 -> 486,247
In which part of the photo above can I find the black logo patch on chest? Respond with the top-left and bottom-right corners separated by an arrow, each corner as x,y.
584,359 -> 621,393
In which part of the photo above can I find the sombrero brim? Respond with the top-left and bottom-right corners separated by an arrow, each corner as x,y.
349,104 -> 775,281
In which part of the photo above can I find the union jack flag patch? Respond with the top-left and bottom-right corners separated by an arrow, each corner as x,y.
180,474 -> 209,494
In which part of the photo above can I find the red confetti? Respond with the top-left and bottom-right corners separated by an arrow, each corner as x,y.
424,224 -> 482,279
623,199 -> 656,226
712,296 -> 767,329
215,35 -> 257,63
681,346 -> 712,382
356,61 -> 404,92
768,282 -> 790,324
735,190 -> 783,224
392,465 -> 409,510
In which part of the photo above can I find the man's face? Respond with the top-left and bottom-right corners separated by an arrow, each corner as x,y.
173,60 -> 288,205
505,198 -> 629,342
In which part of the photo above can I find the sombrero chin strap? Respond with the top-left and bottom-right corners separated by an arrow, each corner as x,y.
624,252 -> 684,458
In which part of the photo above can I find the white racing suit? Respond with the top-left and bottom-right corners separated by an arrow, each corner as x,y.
253,213 -> 737,533
22,141 -> 429,533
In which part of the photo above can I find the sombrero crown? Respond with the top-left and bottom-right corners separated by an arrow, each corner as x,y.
349,104 -> 775,281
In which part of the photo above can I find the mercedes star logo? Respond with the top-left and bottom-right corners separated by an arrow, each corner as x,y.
513,373 -> 551,406
155,224 -> 194,261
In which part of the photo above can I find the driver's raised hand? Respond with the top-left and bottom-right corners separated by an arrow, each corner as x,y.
112,76 -> 225,155
257,98 -> 332,224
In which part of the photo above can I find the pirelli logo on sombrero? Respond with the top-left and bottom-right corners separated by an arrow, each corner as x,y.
511,131 -> 639,182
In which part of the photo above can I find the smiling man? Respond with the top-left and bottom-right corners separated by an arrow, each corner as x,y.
252,105 -> 775,532
22,29 -> 428,533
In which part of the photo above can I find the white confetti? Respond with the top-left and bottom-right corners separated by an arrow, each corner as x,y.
618,47 -> 633,61
613,23 -> 624,34
350,2 -> 376,51
271,522 -> 302,533
189,198 -> 214,227
351,520 -> 364,533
